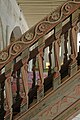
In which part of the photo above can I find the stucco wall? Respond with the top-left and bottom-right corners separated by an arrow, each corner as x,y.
0,0 -> 28,50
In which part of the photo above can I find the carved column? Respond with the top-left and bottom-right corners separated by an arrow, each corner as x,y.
21,48 -> 29,110
69,14 -> 78,76
5,62 -> 13,120
37,37 -> 45,101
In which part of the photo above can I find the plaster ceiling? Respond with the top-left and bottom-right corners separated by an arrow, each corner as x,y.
16,0 -> 67,28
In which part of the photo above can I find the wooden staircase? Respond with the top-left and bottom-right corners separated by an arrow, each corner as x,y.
0,0 -> 80,120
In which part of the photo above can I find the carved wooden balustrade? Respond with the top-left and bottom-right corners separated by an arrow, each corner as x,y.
0,0 -> 80,120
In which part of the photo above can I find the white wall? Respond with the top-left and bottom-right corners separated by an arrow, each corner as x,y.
0,0 -> 29,50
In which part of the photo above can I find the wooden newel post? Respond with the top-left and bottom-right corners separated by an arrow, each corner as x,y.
5,62 -> 13,120
21,48 -> 29,111
37,37 -> 45,101
69,12 -> 79,76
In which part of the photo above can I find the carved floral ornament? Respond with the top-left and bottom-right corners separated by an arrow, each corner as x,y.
38,23 -> 48,32
12,43 -> 21,53
47,2 -> 72,23
0,52 -> 8,61
25,32 -> 34,41
52,12 -> 60,21
48,12 -> 60,22
36,22 -> 49,35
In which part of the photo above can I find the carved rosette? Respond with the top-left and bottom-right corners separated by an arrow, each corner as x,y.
20,31 -> 35,44
47,11 -> 60,23
0,52 -> 8,61
24,32 -> 34,41
36,22 -> 49,35
11,43 -> 22,55
25,33 -> 33,40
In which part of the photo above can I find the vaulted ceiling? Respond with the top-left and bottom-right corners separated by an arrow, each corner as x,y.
16,0 -> 67,28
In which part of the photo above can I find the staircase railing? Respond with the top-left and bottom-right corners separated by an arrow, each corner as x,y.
0,0 -> 80,120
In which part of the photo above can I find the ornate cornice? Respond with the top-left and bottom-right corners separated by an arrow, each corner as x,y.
0,1 -> 80,69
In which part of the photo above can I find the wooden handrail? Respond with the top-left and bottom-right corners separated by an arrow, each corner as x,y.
0,1 -> 80,70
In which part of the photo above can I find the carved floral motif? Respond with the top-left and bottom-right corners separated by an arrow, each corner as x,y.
48,11 -> 60,22
39,23 -> 47,32
12,43 -> 21,53
36,23 -> 48,35
0,52 -> 8,61
25,33 -> 34,41
52,12 -> 60,21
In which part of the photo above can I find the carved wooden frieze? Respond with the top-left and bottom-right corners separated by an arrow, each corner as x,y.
0,1 -> 80,69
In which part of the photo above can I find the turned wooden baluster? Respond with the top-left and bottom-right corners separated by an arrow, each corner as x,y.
37,48 -> 44,84
53,24 -> 62,89
69,14 -> 78,76
48,44 -> 52,76
70,24 -> 78,60
53,35 -> 61,89
54,34 -> 61,71
70,10 -> 79,60
21,48 -> 29,110
37,37 -> 45,101
54,23 -> 62,71
5,62 -> 13,120
37,48 -> 44,101
14,68 -> 22,114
